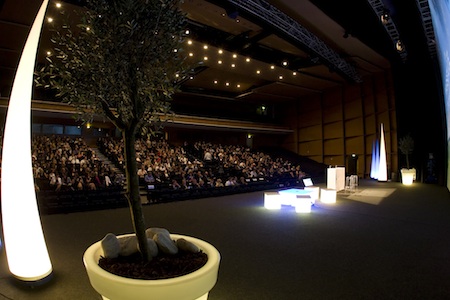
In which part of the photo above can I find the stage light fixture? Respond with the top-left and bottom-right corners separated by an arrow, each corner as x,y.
381,8 -> 390,24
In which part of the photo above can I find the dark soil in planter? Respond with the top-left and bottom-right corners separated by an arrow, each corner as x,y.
98,250 -> 208,280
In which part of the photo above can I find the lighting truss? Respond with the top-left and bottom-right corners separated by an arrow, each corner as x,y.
415,0 -> 437,58
227,0 -> 362,83
366,0 -> 408,62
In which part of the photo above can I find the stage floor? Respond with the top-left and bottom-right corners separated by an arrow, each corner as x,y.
1,179 -> 450,299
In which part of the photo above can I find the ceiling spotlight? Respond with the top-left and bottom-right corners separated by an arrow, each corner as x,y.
47,17 -> 53,23
218,60 -> 222,64
256,70 -> 261,74
46,51 -> 51,56
187,40 -> 193,45
185,29 -> 190,35
214,80 -> 218,84
292,71 -> 297,76
381,9 -> 390,24
203,45 -> 208,50
270,65 -> 275,70
203,56 -> 208,61
246,58 -> 251,62
396,40 -> 405,52
225,82 -> 230,86
56,2 -> 61,8
232,54 -> 237,58
237,84 -> 241,88
218,49 -> 223,54
279,75 -> 283,80
282,61 -> 288,66
189,52 -> 193,57
231,63 -> 236,68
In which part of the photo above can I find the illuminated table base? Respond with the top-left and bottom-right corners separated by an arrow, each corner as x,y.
264,188 -> 314,213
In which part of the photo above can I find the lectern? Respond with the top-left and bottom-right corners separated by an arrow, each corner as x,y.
327,166 -> 345,191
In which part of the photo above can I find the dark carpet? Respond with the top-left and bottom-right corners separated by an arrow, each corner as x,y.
1,179 -> 450,299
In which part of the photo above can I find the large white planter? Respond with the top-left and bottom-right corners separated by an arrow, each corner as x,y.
83,234 -> 220,300
401,168 -> 416,185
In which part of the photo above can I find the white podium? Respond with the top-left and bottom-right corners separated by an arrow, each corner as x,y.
327,167 -> 345,191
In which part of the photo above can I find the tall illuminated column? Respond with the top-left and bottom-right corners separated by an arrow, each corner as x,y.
1,0 -> 52,282
370,139 -> 379,179
378,123 -> 388,182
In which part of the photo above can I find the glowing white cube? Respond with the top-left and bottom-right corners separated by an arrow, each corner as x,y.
294,196 -> 313,213
264,192 -> 282,210
304,186 -> 320,204
320,188 -> 336,203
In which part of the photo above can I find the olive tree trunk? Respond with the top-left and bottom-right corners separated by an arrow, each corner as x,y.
122,128 -> 151,261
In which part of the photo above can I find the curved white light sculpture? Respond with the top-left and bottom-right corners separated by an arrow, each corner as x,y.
370,139 -> 379,179
1,0 -> 52,282
378,123 -> 388,182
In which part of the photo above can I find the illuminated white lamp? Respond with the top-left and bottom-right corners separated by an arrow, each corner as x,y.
278,189 -> 313,213
1,0 -> 53,283
401,168 -> 416,185
264,192 -> 282,210
304,186 -> 320,205
401,171 -> 414,185
293,196 -> 312,213
320,189 -> 336,204
378,123 -> 388,182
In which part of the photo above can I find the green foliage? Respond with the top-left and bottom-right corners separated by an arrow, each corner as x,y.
398,134 -> 414,169
35,0 -> 189,135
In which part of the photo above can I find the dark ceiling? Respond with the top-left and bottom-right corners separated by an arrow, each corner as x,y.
0,0 -> 442,135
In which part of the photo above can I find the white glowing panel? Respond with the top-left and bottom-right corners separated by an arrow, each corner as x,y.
401,169 -> 415,185
279,189 -> 313,213
293,196 -> 312,213
0,0 -> 52,281
370,139 -> 380,179
304,186 -> 320,204
378,123 -> 388,182
264,192 -> 282,210
320,189 -> 336,204
265,189 -> 313,213
327,167 -> 345,191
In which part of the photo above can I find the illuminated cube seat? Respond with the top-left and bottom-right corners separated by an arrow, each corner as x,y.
264,188 -> 313,213
320,188 -> 336,203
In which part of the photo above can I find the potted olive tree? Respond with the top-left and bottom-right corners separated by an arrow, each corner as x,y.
398,134 -> 415,184
35,0 -> 220,299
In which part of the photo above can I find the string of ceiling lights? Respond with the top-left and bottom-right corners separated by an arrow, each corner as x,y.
42,1 -> 302,94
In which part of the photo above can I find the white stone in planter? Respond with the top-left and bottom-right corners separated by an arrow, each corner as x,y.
118,235 -> 138,256
101,233 -> 120,258
177,238 -> 200,253
146,227 -> 170,239
154,232 -> 178,254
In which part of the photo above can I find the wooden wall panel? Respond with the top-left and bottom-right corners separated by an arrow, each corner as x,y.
323,122 -> 343,139
324,138 -> 344,155
345,136 -> 364,154
344,100 -> 363,120
345,118 -> 364,137
299,140 -> 323,156
298,125 -> 322,141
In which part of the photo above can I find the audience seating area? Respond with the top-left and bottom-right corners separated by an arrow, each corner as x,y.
1,134 -> 325,214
